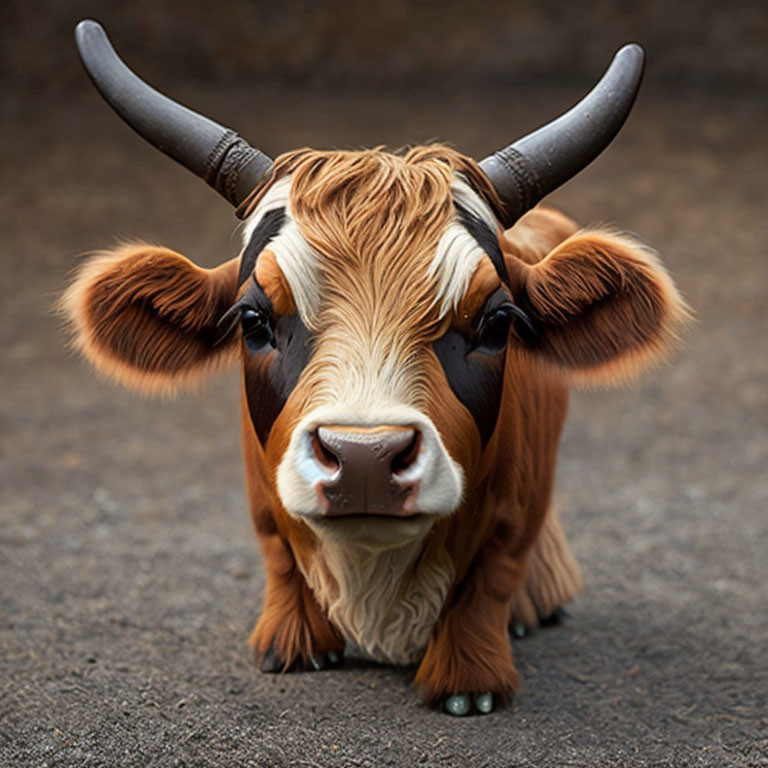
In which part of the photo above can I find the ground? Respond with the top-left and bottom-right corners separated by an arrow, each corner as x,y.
1,84 -> 766,767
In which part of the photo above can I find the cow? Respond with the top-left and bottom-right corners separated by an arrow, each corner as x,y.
62,21 -> 688,716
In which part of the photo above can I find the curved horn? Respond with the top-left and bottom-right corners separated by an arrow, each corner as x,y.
74,19 -> 274,209
479,44 -> 645,226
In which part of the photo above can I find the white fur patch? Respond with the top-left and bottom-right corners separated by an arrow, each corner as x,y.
429,175 -> 501,316
267,219 -> 321,327
430,222 -> 486,318
241,175 -> 292,242
452,174 -> 498,229
301,536 -> 455,664
241,176 -> 321,328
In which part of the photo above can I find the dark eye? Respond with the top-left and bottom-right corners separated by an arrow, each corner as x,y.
474,304 -> 515,353
241,308 -> 274,353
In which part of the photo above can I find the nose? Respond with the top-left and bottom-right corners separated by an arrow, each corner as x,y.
311,425 -> 422,517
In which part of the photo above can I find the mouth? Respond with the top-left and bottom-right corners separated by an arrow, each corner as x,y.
303,512 -> 438,549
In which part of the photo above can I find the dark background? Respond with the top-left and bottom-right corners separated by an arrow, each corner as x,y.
3,0 -> 768,95
1,2 -> 767,767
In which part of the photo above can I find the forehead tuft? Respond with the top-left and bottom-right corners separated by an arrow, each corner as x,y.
241,146 -> 501,328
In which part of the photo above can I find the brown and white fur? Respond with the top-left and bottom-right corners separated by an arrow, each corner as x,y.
61,145 -> 687,709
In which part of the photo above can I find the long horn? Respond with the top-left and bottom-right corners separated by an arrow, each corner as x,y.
74,19 -> 274,209
479,44 -> 645,226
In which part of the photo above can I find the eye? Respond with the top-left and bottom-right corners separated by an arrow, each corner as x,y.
474,304 -> 516,354
241,307 -> 275,353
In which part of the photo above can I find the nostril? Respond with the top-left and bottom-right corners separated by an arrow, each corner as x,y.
391,429 -> 422,475
312,429 -> 341,473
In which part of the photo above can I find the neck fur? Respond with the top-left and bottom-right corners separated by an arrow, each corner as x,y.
301,536 -> 454,664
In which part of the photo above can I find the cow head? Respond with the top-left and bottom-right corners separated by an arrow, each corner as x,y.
62,23 -> 687,552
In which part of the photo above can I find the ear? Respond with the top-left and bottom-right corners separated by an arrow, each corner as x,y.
60,244 -> 241,395
505,231 -> 690,386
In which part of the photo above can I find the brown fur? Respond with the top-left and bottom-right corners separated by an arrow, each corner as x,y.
238,384 -> 341,668
505,231 -> 691,386
247,525 -> 343,666
413,348 -> 570,703
500,206 -> 580,265
255,249 -> 296,317
509,506 -> 583,628
61,144 -> 688,708
59,247 -> 240,394
454,257 -> 502,336
279,147 -> 481,384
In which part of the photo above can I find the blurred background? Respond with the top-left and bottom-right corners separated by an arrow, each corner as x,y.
1,2 -> 766,766
3,0 -> 767,94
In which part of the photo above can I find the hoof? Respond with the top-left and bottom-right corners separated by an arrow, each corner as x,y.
475,693 -> 493,715
260,644 -> 344,673
473,693 -> 493,714
445,694 -> 471,716
539,605 -> 570,628
511,622 -> 527,639
260,645 -> 293,673
444,692 -> 495,716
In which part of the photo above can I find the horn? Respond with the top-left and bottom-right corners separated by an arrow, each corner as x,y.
479,44 -> 645,226
74,19 -> 274,210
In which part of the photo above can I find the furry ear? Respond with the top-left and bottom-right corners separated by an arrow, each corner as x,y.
60,245 -> 241,395
506,231 -> 690,386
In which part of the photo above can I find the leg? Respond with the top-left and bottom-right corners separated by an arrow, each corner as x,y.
414,545 -> 524,716
509,505 -> 582,631
249,532 -> 344,672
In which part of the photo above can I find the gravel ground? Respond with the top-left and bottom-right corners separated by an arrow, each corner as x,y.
1,84 -> 766,767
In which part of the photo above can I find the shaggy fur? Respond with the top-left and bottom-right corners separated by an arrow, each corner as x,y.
509,506 -> 583,628
61,144 -> 689,709
301,536 -> 455,664
59,248 -> 240,394
505,230 -> 690,386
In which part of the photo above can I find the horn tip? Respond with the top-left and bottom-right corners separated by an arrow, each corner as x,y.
616,42 -> 646,68
75,19 -> 103,35
75,19 -> 106,47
